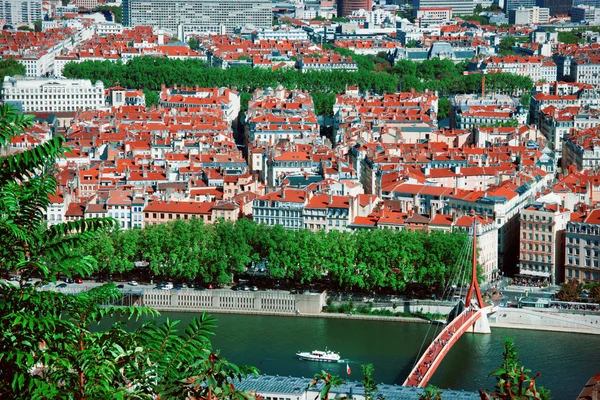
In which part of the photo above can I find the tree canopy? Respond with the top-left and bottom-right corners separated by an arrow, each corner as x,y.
0,58 -> 26,81
78,218 -> 472,293
63,56 -> 534,116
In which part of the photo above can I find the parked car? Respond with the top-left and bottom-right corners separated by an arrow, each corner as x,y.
117,284 -> 124,289
75,278 -> 83,284
65,278 -> 74,284
251,286 -> 258,292
56,283 -> 67,288
128,280 -> 138,286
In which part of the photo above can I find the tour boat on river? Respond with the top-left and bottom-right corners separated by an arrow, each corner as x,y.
296,349 -> 341,363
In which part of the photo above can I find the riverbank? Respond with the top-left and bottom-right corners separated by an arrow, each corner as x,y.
150,306 -> 600,335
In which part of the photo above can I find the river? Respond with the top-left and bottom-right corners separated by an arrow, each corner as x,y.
110,312 -> 599,399
101,312 -> 600,400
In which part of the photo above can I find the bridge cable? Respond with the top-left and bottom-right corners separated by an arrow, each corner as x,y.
410,235 -> 472,372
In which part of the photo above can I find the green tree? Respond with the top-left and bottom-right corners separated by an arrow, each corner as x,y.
480,338 -> 550,400
17,25 -> 33,32
143,87 -> 159,107
557,31 -> 582,45
34,20 -> 42,32
406,39 -> 418,48
437,97 -> 450,121
498,37 -> 516,56
0,104 -> 257,398
95,5 -> 122,23
0,58 -> 26,81
520,93 -> 531,108
188,37 -> 199,50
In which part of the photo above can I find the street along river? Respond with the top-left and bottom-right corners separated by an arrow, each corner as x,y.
108,312 -> 600,399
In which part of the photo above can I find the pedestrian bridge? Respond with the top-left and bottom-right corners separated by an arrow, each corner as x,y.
403,306 -> 492,387
403,218 -> 491,387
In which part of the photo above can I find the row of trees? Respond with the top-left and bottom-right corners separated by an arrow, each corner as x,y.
62,55 -> 534,116
80,218 -> 471,292
62,57 -> 397,115
393,58 -> 533,97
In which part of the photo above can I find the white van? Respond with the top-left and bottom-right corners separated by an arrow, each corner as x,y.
161,282 -> 173,290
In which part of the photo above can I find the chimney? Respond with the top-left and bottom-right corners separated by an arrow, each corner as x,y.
281,188 -> 285,200
329,192 -> 333,204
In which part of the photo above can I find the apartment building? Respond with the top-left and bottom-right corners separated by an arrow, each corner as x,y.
450,94 -> 527,130
158,86 -> 240,124
0,0 -> 42,25
245,86 -> 320,147
2,76 -> 105,113
416,8 -> 453,27
562,128 -> 600,170
469,56 -> 557,84
518,201 -> 569,284
571,56 -> 600,86
571,5 -> 600,23
413,0 -> 474,16
123,0 -> 271,35
143,200 -> 215,226
252,189 -> 309,230
298,55 -> 359,73
509,7 -> 550,25
565,208 -> 600,283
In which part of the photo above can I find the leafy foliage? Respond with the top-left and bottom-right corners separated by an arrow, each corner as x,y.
498,37 -> 516,56
62,55 -> 533,117
0,58 -> 26,81
557,31 -> 582,45
438,97 -> 450,121
62,57 -> 398,116
361,364 -> 378,400
479,338 -> 550,400
418,385 -> 443,400
0,104 -> 257,399
79,218 -> 471,292
308,371 -> 344,400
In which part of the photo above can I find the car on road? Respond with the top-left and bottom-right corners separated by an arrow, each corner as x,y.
75,278 -> 83,284
163,282 -> 173,290
56,283 -> 68,288
117,284 -> 124,289
251,286 -> 258,292
173,285 -> 182,290
65,278 -> 74,284
128,280 -> 138,286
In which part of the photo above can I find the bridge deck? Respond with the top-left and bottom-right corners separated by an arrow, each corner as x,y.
403,308 -> 485,387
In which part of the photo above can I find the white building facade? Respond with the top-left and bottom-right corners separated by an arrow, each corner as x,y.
2,77 -> 105,113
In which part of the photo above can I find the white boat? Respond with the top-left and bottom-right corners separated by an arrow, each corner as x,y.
296,349 -> 341,363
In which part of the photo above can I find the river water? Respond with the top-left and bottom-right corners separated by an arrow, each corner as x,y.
107,311 -> 599,399
169,312 -> 598,399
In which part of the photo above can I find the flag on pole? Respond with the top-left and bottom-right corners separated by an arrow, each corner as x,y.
346,363 -> 351,375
